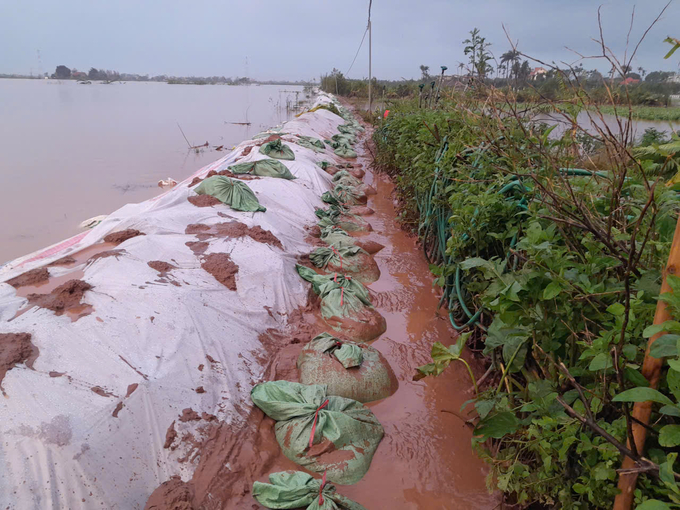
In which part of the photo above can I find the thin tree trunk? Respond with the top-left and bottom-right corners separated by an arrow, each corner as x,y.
614,214 -> 680,510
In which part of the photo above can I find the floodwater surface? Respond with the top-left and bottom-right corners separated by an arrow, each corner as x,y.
0,79 -> 304,263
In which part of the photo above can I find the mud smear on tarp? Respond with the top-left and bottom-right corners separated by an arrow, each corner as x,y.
201,253 -> 238,290
188,169 -> 260,188
185,241 -> 209,256
0,332 -> 39,395
24,279 -> 93,321
88,249 -> 126,263
187,195 -> 222,208
148,261 -> 177,275
144,304 -> 322,510
103,229 -> 145,245
185,222 -> 283,250
7,267 -> 50,288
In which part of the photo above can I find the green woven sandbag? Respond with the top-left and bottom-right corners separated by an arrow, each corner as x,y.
309,245 -> 380,284
337,124 -> 357,135
321,187 -> 366,207
194,176 -> 266,212
332,171 -> 362,187
260,139 -> 295,160
228,159 -> 296,180
320,226 -> 358,250
296,265 -> 386,342
334,146 -> 358,159
315,208 -> 371,233
297,135 -> 326,153
332,134 -> 356,146
250,381 -> 384,485
253,471 -> 367,510
308,103 -> 342,117
298,333 -> 398,403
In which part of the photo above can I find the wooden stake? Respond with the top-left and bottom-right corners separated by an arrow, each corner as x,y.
614,214 -> 680,510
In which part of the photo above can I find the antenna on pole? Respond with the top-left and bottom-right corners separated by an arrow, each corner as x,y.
367,0 -> 373,113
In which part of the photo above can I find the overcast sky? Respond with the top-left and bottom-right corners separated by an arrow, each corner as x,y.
1,0 -> 679,81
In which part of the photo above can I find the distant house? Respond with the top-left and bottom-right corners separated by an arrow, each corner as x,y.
621,77 -> 640,86
667,73 -> 680,84
529,67 -> 547,80
72,71 -> 87,80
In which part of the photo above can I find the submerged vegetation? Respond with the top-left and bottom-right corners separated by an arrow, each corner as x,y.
365,17 -> 680,510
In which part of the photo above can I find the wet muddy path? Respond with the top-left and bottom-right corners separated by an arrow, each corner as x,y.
334,135 -> 497,509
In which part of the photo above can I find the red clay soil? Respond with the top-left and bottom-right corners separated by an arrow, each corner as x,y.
179,408 -> 201,422
88,249 -> 126,263
185,222 -> 283,250
355,239 -> 384,255
164,421 -> 178,449
185,241 -> 209,256
26,280 -> 93,317
189,169 -> 260,188
201,253 -> 238,290
0,332 -> 38,393
148,261 -> 177,275
47,255 -> 77,267
112,402 -> 124,418
91,386 -> 113,398
145,476 -> 195,510
187,195 -> 222,208
7,267 -> 50,288
103,229 -> 145,245
144,306 -> 319,510
126,383 -> 139,397
241,145 -> 254,156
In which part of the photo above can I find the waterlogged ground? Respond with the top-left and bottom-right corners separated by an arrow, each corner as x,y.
0,79 -> 304,263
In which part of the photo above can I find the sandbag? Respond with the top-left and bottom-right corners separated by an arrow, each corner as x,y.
298,333 -> 397,403
250,381 -> 384,485
260,139 -> 296,160
315,208 -> 372,233
337,124 -> 357,135
332,171 -> 362,187
296,265 -> 386,342
321,187 -> 367,207
320,227 -> 384,255
194,176 -> 266,212
253,471 -> 367,510
309,245 -> 380,284
228,159 -> 296,180
332,134 -> 356,146
297,135 -> 326,153
306,103 -> 342,117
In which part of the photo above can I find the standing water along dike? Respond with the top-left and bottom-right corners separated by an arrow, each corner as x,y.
0,93 -> 495,509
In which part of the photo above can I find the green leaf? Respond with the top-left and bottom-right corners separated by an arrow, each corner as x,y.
668,369 -> 680,402
589,352 -> 613,371
607,303 -> 625,316
650,335 -> 680,359
613,387 -> 673,405
460,257 -> 491,270
636,500 -> 672,510
475,399 -> 495,419
542,281 -> 562,300
644,321 -> 680,338
660,405 -> 680,418
669,359 -> 680,372
664,36 -> 680,59
474,411 -> 519,439
660,425 -> 680,447
625,367 -> 650,387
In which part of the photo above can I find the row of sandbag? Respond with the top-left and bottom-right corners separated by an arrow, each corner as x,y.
250,103 -> 391,510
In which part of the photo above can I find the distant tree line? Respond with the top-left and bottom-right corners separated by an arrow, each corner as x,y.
47,65 -> 311,86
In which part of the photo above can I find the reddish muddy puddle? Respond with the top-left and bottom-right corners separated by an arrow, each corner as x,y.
8,241 -> 121,322
243,132 -> 497,509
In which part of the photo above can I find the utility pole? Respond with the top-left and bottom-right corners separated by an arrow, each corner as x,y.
368,0 -> 373,113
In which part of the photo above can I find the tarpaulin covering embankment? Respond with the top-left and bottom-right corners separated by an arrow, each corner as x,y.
0,92 -> 369,509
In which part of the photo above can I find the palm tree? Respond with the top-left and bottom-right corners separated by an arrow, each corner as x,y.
500,49 -> 520,80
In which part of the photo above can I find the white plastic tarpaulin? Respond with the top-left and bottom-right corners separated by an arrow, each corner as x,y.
0,93 -> 347,509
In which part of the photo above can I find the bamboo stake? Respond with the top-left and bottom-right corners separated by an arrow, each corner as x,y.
614,214 -> 680,510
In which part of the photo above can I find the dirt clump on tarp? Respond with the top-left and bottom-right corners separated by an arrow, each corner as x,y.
0,332 -> 38,392
241,145 -> 253,157
48,255 -> 76,267
148,261 -> 177,275
7,268 -> 50,288
103,229 -> 145,245
189,169 -> 260,188
164,421 -> 178,449
185,222 -> 283,250
179,408 -> 201,422
27,279 -> 93,317
201,253 -> 238,290
88,249 -> 126,263
187,195 -> 222,208
145,476 -> 195,510
185,241 -> 209,256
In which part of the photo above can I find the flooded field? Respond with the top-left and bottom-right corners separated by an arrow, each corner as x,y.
0,79 -> 304,263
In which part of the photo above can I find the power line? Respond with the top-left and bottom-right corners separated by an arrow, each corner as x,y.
346,26 -> 369,76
